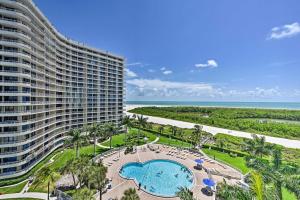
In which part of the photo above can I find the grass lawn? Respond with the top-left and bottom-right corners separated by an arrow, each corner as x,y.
0,181 -> 27,194
202,148 -> 250,174
28,145 -> 106,193
101,128 -> 191,148
282,187 -> 297,200
101,128 -> 157,147
157,135 -> 191,148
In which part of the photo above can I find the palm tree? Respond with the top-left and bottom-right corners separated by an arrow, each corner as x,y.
270,149 -> 299,200
75,156 -> 91,187
90,163 -> 108,200
176,187 -> 195,200
137,115 -> 147,145
216,180 -> 252,200
247,148 -> 299,200
177,128 -> 184,147
121,188 -> 140,200
158,125 -> 164,135
216,138 -> 226,151
192,125 -> 203,148
61,158 -> 77,188
170,126 -> 177,136
36,166 -> 56,200
132,114 -> 136,120
243,134 -> 273,158
73,187 -> 95,200
68,128 -> 87,158
249,170 -> 278,200
147,122 -> 153,130
122,115 -> 132,145
249,171 -> 264,200
87,123 -> 100,156
216,174 -> 277,200
285,176 -> 300,199
104,122 -> 118,149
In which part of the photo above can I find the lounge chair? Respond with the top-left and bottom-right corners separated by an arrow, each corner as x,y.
113,158 -> 119,161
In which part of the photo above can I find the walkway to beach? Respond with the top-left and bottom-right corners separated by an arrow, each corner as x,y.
125,106 -> 300,149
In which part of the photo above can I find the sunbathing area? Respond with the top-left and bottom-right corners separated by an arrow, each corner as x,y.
96,144 -> 243,200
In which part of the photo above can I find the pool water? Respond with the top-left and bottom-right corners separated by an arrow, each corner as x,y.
119,159 -> 194,197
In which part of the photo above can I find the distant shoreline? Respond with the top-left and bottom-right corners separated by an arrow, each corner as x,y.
126,101 -> 300,110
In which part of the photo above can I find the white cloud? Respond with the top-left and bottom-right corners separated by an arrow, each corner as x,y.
268,22 -> 300,40
127,78 -> 282,100
125,68 -> 137,78
126,62 -> 142,67
127,79 -> 214,97
148,69 -> 155,73
294,89 -> 300,96
227,87 -> 281,98
195,59 -> 218,68
160,67 -> 173,75
163,70 -> 173,75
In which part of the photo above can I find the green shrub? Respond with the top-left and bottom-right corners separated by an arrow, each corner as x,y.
202,144 -> 248,157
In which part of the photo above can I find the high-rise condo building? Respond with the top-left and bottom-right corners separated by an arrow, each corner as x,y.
0,0 -> 124,179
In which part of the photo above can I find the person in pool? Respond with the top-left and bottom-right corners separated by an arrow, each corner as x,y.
175,173 -> 178,178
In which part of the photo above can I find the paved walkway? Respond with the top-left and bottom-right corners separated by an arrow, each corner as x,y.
125,106 -> 300,149
96,138 -> 111,149
0,192 -> 54,200
150,137 -> 159,144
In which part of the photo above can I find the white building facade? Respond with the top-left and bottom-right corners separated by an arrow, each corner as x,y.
0,0 -> 124,178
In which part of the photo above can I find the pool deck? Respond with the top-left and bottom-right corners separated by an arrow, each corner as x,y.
97,144 -> 242,200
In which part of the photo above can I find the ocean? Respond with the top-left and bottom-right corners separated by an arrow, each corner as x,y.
126,101 -> 300,110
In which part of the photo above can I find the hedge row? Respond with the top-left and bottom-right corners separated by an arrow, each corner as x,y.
202,144 -> 248,157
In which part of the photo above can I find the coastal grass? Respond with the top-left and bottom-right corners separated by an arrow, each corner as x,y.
129,106 -> 300,139
202,148 -> 250,174
0,181 -> 27,194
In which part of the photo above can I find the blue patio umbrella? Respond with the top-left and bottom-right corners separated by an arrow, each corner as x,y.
194,159 -> 204,164
203,178 -> 215,187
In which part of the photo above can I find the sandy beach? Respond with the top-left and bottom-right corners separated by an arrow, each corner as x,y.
125,105 -> 300,149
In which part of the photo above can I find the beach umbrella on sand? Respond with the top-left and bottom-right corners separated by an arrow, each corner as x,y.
203,178 -> 215,187
194,159 -> 204,164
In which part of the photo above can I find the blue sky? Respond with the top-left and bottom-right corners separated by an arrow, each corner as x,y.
34,0 -> 300,102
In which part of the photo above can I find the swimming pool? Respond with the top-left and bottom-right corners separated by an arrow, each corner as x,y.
119,159 -> 194,197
